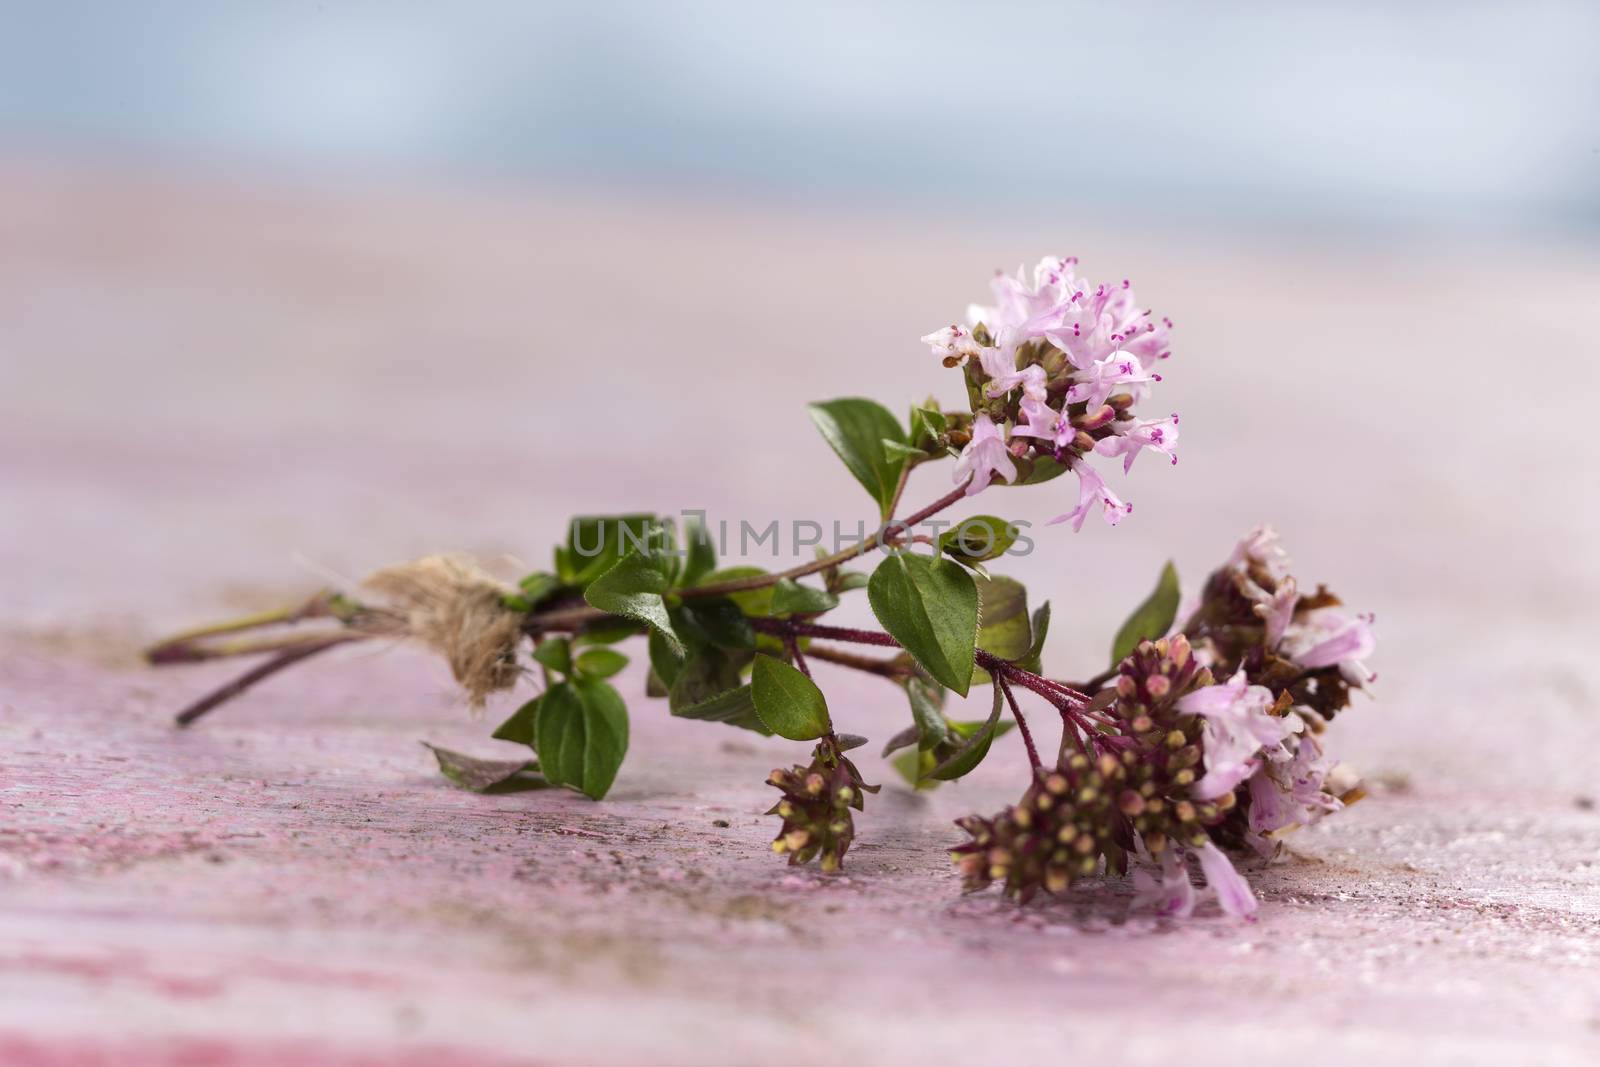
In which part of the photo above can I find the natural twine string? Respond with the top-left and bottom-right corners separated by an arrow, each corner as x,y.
361,555 -> 524,707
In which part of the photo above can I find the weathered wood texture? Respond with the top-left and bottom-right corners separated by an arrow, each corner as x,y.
2,164 -> 1598,1065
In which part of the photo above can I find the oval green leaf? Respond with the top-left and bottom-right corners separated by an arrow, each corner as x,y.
938,516 -> 1018,564
534,679 -> 630,800
770,578 -> 840,617
867,553 -> 979,696
574,647 -> 629,680
750,654 -> 833,740
807,398 -> 907,518
927,684 -> 1004,781
1110,561 -> 1181,666
583,550 -> 682,654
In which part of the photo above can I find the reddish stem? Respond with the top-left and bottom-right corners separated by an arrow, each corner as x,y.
678,481 -> 973,600
996,674 -> 1041,771
783,634 -> 813,678
750,617 -> 1105,768
172,636 -> 354,727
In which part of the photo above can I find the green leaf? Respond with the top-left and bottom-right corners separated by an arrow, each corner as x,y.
534,683 -> 584,790
492,695 -> 541,745
532,637 -> 572,675
1003,455 -> 1070,487
867,553 -> 979,696
668,647 -> 744,709
584,551 -> 682,654
423,743 -> 548,794
574,648 -> 628,680
906,675 -> 948,750
908,404 -> 948,450
750,654 -> 833,740
1020,600 -> 1051,673
883,439 -> 925,462
666,649 -> 766,731
679,597 -> 756,650
928,683 -> 1005,781
938,516 -> 1018,565
892,747 -> 939,790
880,724 -> 919,757
576,677 -> 630,799
574,617 -> 644,646
556,514 -> 664,587
949,716 -> 1015,743
807,398 -> 908,518
516,571 -> 563,605
973,575 -> 1032,682
770,578 -> 839,617
648,628 -> 685,689
830,570 -> 870,594
534,679 -> 630,800
695,566 -> 775,617
892,716 -> 1016,789
671,681 -> 767,733
1110,561 -> 1181,666
680,514 -> 717,588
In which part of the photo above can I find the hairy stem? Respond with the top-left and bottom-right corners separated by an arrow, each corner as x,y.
803,645 -> 911,680
146,593 -> 335,664
172,635 -> 358,727
996,674 -> 1042,771
1065,664 -> 1119,695
675,480 -> 971,600
749,617 -> 1100,768
883,459 -> 918,521
523,481 -> 974,633
783,634 -> 813,679
524,603 -> 610,632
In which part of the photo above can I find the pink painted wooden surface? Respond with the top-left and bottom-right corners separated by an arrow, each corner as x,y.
3,163 -> 1599,1065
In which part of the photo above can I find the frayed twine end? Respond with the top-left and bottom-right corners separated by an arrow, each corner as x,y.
362,555 -> 523,707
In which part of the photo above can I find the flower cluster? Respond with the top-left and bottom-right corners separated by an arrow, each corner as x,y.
148,254 -> 1380,926
953,529 -> 1375,918
1189,525 -> 1376,707
1184,525 -> 1374,856
951,752 -> 1132,903
767,737 -> 877,873
925,257 -> 1178,530
954,635 -> 1259,917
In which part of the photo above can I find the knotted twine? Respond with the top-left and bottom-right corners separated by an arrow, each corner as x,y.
360,555 -> 524,707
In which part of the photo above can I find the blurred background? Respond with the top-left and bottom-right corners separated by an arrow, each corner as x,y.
4,1 -> 1598,234
2,0 -> 1598,778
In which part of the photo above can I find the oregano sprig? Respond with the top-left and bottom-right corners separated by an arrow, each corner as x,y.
146,256 -> 1377,921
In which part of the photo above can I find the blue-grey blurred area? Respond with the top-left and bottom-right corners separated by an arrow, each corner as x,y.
1,0 -> 1596,237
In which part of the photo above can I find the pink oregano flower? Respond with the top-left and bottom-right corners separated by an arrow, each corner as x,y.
1064,353 -> 1161,409
1196,841 -> 1259,920
1131,850 -> 1197,918
1132,843 -> 1258,922
953,414 -> 1016,496
923,256 -> 1180,532
1246,733 -> 1342,843
1176,669 -> 1299,800
1284,608 -> 1377,686
919,323 -> 983,364
1094,414 -> 1180,473
1048,459 -> 1132,532
978,346 -> 1048,400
